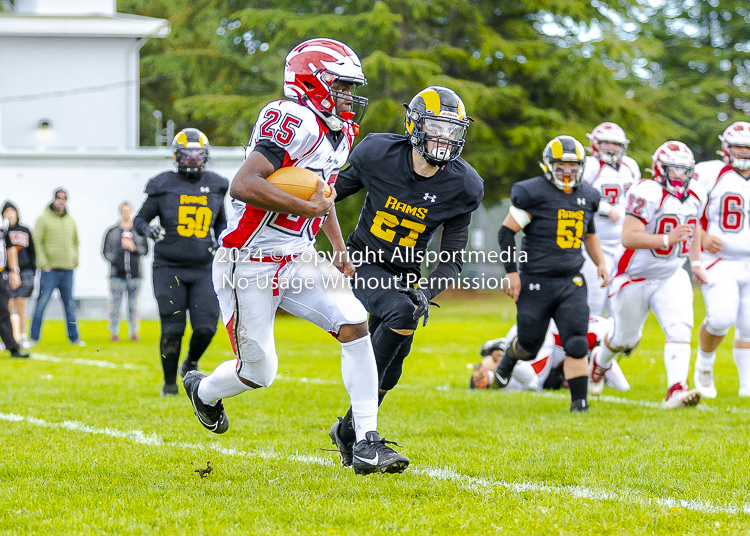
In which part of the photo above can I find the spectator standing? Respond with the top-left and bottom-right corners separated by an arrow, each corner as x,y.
102,202 -> 148,342
30,188 -> 85,346
2,201 -> 37,348
0,214 -> 29,358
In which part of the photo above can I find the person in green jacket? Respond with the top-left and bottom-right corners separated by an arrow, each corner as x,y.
30,188 -> 84,346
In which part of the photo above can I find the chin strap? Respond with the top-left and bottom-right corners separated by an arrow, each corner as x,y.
300,95 -> 343,132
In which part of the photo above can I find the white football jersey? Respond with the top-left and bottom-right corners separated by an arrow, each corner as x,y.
220,100 -> 355,255
614,179 -> 706,280
582,155 -> 640,246
695,160 -> 750,262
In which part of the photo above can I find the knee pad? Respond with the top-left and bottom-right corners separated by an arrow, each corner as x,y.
237,357 -> 277,388
384,301 -> 418,331
704,317 -> 732,337
563,336 -> 589,359
161,317 -> 186,338
509,339 -> 535,361
663,321 -> 692,344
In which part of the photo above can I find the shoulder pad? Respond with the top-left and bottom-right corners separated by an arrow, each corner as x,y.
144,172 -> 174,195
253,100 -> 323,161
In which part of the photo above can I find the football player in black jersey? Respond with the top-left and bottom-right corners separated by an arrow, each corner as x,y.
328,86 -> 484,466
134,128 -> 229,396
494,135 -> 609,412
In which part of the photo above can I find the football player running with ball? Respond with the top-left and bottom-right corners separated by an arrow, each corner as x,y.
581,123 -> 641,316
494,136 -> 609,413
182,38 -> 409,475
693,122 -> 750,398
328,86 -> 484,467
134,128 -> 228,396
589,141 -> 708,408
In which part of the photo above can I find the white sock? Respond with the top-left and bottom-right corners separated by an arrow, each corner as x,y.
733,347 -> 750,393
197,359 -> 251,405
340,335 -> 379,443
597,343 -> 618,368
697,348 -> 716,372
664,342 -> 691,388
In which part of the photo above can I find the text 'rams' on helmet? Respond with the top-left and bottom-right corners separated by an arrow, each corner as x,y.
719,121 -> 750,171
404,86 -> 473,167
540,136 -> 586,193
283,38 -> 367,133
586,122 -> 629,166
172,128 -> 210,176
651,141 -> 695,202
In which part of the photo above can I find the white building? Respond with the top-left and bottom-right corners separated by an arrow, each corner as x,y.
0,0 -> 244,318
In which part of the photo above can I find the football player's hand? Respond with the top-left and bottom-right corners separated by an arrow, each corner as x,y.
305,181 -> 336,218
332,249 -> 355,278
692,266 -> 708,285
597,263 -> 610,287
607,208 -> 621,224
504,272 -> 521,301
396,283 -> 439,327
149,224 -> 166,242
702,233 -> 723,254
666,224 -> 691,246
9,271 -> 20,290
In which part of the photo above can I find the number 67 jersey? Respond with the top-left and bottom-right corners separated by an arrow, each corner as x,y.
220,99 -> 356,255
614,178 -> 707,281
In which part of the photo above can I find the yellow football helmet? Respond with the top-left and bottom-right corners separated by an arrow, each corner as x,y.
172,128 -> 210,176
540,135 -> 586,192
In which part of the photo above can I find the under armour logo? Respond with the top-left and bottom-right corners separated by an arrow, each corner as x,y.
200,187 -> 210,193
577,198 -> 586,205
424,193 -> 437,202
529,283 -> 540,290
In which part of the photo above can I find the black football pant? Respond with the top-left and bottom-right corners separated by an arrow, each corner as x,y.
0,273 -> 20,352
153,264 -> 219,385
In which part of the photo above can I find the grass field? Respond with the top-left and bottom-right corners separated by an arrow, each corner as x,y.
2,291 -> 750,535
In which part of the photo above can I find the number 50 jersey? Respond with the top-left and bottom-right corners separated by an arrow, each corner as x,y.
220,100 -> 356,255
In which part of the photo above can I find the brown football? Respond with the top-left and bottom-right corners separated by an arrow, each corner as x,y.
266,167 -> 332,201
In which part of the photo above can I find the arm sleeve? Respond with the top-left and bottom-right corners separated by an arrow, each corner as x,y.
334,163 -> 364,202
133,194 -> 160,237
252,139 -> 288,171
497,225 -> 518,274
424,211 -> 472,300
213,200 -> 227,237
35,218 -> 48,268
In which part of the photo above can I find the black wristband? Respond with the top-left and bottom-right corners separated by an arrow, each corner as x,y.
497,225 -> 518,274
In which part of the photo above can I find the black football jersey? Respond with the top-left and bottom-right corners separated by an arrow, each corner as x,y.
511,176 -> 600,277
336,134 -> 484,277
134,171 -> 229,268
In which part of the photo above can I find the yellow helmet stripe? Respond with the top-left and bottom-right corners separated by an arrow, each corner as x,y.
575,141 -> 585,160
550,139 -> 564,160
418,89 -> 442,115
175,132 -> 189,147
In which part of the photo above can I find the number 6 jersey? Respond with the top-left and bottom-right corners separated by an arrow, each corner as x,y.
614,178 -> 706,280
220,100 -> 356,255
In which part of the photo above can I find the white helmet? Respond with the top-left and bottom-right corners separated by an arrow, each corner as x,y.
587,122 -> 629,166
718,122 -> 750,171
651,141 -> 695,202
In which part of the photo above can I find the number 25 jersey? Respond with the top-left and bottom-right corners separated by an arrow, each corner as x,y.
220,100 -> 356,255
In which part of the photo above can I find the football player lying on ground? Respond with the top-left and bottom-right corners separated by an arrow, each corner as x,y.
182,38 -> 408,475
470,315 -> 630,392
327,86 -> 484,468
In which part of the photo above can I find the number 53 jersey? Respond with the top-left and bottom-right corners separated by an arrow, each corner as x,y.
614,178 -> 707,280
510,176 -> 600,277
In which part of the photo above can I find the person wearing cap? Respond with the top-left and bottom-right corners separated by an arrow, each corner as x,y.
0,212 -> 29,357
2,201 -> 36,348
29,188 -> 84,346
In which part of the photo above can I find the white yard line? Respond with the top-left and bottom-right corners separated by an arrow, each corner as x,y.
31,353 -> 143,370
2,412 -> 748,517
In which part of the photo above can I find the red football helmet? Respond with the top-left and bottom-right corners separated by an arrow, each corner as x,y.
586,122 -> 629,166
651,141 -> 695,201
283,38 -> 367,132
718,121 -> 750,171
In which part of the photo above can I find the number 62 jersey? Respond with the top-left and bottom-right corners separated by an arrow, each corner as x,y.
614,178 -> 706,281
220,99 -> 356,255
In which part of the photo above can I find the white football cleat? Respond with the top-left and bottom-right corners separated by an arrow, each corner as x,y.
604,359 -> 630,391
738,388 -> 750,398
665,382 -> 701,409
588,347 -> 610,396
693,367 -> 717,399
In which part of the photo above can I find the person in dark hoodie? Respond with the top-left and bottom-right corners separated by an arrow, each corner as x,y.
2,201 -> 36,348
102,202 -> 148,342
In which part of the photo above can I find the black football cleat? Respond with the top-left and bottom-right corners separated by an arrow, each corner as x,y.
570,398 -> 589,413
10,348 -> 30,358
183,371 -> 229,434
493,346 -> 518,389
161,383 -> 179,396
179,358 -> 199,378
329,417 -> 354,467
352,431 -> 409,475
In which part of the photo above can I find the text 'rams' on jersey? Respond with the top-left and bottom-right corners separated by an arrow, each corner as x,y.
510,176 -> 600,277
220,100 -> 356,255
139,171 -> 229,268
334,133 -> 484,274
582,155 -> 641,246
614,178 -> 707,280
695,160 -> 750,261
